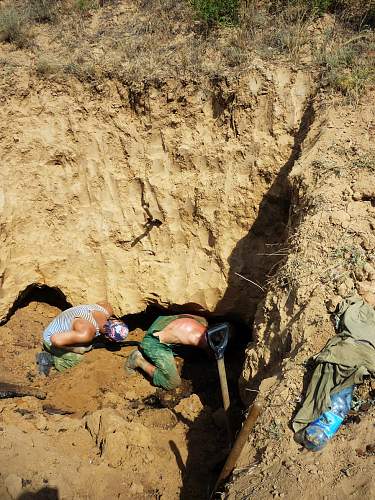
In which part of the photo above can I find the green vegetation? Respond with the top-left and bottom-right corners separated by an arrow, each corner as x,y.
272,0 -> 375,25
191,0 -> 239,25
74,0 -> 100,12
353,152 -> 375,172
27,0 -> 59,22
35,56 -> 60,76
0,6 -> 28,47
332,245 -> 367,268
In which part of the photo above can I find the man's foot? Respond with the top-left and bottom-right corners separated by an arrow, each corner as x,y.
36,352 -> 54,376
124,349 -> 142,375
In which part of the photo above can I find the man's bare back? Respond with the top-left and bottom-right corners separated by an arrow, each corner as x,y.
154,317 -> 207,347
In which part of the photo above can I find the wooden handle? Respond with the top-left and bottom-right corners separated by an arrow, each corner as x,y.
212,401 -> 262,495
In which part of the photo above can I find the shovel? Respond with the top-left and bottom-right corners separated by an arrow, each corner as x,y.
207,322 -> 232,444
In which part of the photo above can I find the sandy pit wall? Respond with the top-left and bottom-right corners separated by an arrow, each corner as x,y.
0,64 -> 313,323
226,91 -> 375,498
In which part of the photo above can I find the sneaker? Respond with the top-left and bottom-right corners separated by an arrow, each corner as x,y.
124,349 -> 141,375
36,352 -> 54,376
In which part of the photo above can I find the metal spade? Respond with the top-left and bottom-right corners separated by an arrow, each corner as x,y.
206,322 -> 232,443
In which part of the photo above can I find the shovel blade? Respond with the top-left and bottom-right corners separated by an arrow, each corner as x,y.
206,322 -> 230,360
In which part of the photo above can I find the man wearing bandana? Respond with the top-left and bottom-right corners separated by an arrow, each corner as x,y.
39,301 -> 129,372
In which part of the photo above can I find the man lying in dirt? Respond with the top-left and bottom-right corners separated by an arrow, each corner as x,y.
125,314 -> 208,390
38,302 -> 129,373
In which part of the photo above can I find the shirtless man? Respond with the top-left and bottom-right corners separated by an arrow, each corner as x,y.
41,301 -> 129,372
126,314 -> 208,390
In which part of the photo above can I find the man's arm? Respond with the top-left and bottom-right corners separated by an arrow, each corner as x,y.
50,318 -> 96,348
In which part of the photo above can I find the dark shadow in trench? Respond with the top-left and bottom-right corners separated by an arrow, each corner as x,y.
1,283 -> 72,325
214,97 -> 315,377
215,98 -> 315,329
177,98 -> 315,499
17,487 -> 59,499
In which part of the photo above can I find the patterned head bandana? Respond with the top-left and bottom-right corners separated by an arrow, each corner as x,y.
103,318 -> 129,342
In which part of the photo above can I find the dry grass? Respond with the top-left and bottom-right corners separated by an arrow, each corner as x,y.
0,0 -> 373,97
27,0 -> 59,22
0,5 -> 29,47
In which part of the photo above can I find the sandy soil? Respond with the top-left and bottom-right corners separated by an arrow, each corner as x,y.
224,91 -> 375,500
0,302 -> 235,499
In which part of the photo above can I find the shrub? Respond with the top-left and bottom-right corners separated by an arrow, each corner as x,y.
35,57 -> 60,76
270,0 -> 375,26
64,59 -> 98,82
0,6 -> 29,47
27,0 -> 60,23
75,0 -> 100,12
321,37 -> 375,102
191,0 -> 239,25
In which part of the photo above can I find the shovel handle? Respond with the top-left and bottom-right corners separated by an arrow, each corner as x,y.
217,357 -> 232,444
217,357 -> 230,412
213,401 -> 262,495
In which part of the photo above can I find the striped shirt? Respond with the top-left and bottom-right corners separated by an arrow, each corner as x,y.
43,304 -> 109,344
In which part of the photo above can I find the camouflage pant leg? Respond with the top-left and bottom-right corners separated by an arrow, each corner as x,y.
139,334 -> 181,390
43,341 -> 83,372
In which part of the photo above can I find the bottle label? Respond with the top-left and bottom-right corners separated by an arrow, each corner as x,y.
310,411 -> 343,439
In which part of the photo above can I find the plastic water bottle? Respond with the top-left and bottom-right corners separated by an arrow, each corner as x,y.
303,385 -> 354,451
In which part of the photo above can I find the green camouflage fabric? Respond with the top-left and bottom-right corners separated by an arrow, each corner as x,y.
43,341 -> 84,372
293,296 -> 375,432
140,315 -> 207,390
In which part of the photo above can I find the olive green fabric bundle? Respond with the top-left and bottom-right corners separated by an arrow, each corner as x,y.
293,296 -> 375,432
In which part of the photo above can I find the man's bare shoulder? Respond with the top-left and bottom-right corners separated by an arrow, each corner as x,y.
96,301 -> 113,316
178,314 -> 208,326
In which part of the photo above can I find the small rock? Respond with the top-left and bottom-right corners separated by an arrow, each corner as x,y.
352,191 -> 362,201
140,408 -> 177,430
34,415 -> 48,431
124,391 -> 137,401
354,267 -> 366,281
326,295 -> 341,312
362,237 -> 375,251
337,277 -> 354,297
175,394 -> 204,422
5,474 -> 23,499
282,458 -> 293,469
130,482 -> 144,494
363,263 -> 375,276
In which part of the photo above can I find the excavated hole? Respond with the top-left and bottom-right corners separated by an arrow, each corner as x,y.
0,94 -> 312,494
0,175 -> 295,498
0,289 -> 251,498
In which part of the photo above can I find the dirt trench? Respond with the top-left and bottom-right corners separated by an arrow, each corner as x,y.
0,84 -> 318,500
0,35 -> 318,497
0,300 -> 247,500
0,141 -> 298,500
